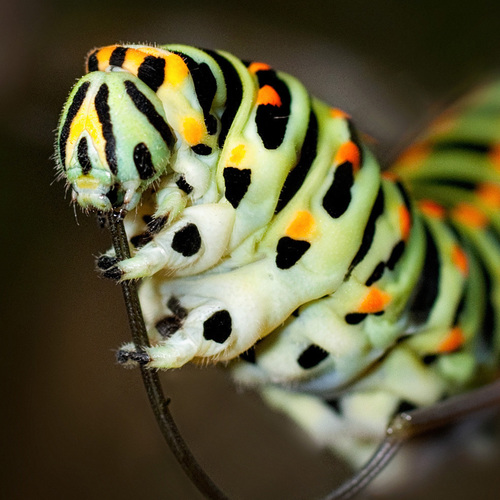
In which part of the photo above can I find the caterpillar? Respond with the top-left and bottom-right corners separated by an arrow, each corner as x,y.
56,43 -> 500,474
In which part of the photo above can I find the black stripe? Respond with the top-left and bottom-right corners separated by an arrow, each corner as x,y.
386,240 -> 406,270
95,84 -> 118,175
275,110 -> 318,213
87,50 -> 98,72
297,344 -> 329,369
124,80 -> 174,147
133,142 -> 155,179
171,51 -> 218,135
109,46 -> 127,67
137,56 -> 166,93
59,81 -> 91,167
345,188 -> 385,279
395,180 -> 412,214
475,251 -> 495,351
77,137 -> 92,174
203,50 -> 243,148
365,261 -> 385,286
424,178 -> 478,190
322,161 -> 354,218
407,224 -> 440,326
433,140 -> 490,154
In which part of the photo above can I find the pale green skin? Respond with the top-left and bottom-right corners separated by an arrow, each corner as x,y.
57,45 -> 500,467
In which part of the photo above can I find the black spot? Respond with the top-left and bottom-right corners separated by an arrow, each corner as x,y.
297,344 -> 329,369
87,50 -> 98,72
345,313 -> 367,325
275,110 -> 318,213
396,400 -> 417,414
365,261 -> 385,286
130,232 -> 153,248
77,137 -> 92,174
137,56 -> 166,92
167,296 -> 188,319
203,310 -> 232,343
223,167 -> 252,208
171,223 -> 202,257
322,161 -> 354,218
203,50 -> 243,148
59,81 -> 90,166
423,354 -> 438,365
326,398 -> 341,413
407,224 -> 440,326
176,176 -> 193,194
133,142 -> 156,180
124,80 -> 174,147
474,250 -> 495,350
106,184 -> 120,207
95,84 -> 118,174
155,316 -> 183,339
386,240 -> 406,270
239,346 -> 256,364
275,237 -> 310,269
109,46 -> 127,67
102,266 -> 123,281
191,144 -> 212,155
116,349 -> 150,365
345,187 -> 385,280
254,69 -> 291,149
96,255 -> 118,270
373,310 -> 385,316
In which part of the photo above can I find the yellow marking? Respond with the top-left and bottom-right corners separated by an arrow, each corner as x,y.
76,176 -> 100,189
418,199 -> 446,219
183,117 -> 205,145
122,48 -> 149,74
248,62 -> 271,73
96,45 -> 117,71
229,145 -> 246,165
329,108 -> 351,119
165,53 -> 189,86
358,287 -> 391,314
286,211 -> 315,240
438,327 -> 465,353
451,203 -> 488,229
477,182 -> 500,209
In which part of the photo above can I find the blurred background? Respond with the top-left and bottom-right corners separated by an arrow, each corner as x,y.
2,0 -> 500,498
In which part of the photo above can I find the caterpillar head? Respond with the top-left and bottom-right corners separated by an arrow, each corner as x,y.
57,70 -> 174,212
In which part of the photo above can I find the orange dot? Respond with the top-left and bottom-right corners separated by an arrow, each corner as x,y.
395,143 -> 430,168
399,206 -> 412,241
286,211 -> 315,240
335,141 -> 361,171
438,327 -> 465,353
381,171 -> 398,182
477,182 -> 500,209
488,144 -> 500,171
229,144 -> 246,165
248,62 -> 271,73
451,244 -> 469,276
358,288 -> 391,314
451,203 -> 488,229
182,117 -> 205,145
256,85 -> 282,106
330,108 -> 351,119
418,199 -> 446,219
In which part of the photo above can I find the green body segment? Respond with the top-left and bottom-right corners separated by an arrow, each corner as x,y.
57,44 -> 500,467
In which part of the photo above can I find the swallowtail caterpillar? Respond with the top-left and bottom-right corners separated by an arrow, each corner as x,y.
56,43 -> 500,497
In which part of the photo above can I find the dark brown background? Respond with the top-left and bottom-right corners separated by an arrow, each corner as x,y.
2,1 -> 500,498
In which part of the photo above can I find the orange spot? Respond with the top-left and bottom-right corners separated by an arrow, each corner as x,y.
330,108 -> 351,119
286,211 -> 315,240
451,244 -> 469,276
399,206 -> 411,241
438,327 -> 465,353
164,53 -> 189,85
183,117 -> 205,145
335,141 -> 361,171
418,199 -> 446,219
122,48 -> 149,74
358,288 -> 391,314
451,203 -> 488,229
256,85 -> 282,106
94,45 -> 117,71
229,145 -> 246,165
381,171 -> 398,182
248,62 -> 271,73
395,143 -> 430,168
477,182 -> 500,209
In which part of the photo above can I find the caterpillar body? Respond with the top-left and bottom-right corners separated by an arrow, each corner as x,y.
56,44 -> 500,467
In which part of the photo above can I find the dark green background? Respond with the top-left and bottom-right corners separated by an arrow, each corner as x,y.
2,1 -> 500,498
